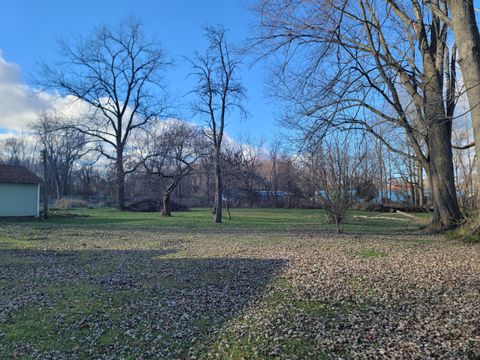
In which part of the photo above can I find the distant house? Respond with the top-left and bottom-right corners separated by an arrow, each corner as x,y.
314,189 -> 363,202
0,165 -> 41,217
255,190 -> 291,200
255,190 -> 292,207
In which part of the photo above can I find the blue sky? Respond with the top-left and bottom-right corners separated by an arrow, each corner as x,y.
0,0 -> 279,141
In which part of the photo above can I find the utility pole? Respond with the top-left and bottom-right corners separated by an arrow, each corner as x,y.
41,149 -> 49,219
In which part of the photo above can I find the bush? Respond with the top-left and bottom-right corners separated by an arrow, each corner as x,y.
319,192 -> 350,233
54,198 -> 89,209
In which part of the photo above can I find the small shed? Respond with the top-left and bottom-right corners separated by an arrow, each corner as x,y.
0,165 -> 41,217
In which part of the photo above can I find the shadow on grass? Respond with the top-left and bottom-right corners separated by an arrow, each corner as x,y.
0,248 -> 286,358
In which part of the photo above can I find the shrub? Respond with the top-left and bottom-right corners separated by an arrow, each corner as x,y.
320,193 -> 349,233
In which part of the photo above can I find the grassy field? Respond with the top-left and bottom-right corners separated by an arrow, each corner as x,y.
0,208 -> 478,359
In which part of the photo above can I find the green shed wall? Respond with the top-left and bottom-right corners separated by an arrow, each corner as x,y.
0,183 -> 39,217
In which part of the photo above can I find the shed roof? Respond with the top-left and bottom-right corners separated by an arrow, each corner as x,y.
0,165 -> 42,184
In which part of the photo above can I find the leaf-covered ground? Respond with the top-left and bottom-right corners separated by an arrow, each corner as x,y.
0,208 -> 478,359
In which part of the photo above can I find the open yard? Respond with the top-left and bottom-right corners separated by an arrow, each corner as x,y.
0,208 -> 479,359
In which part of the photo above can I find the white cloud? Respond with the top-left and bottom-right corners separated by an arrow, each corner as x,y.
0,53 -> 22,84
0,51 -> 255,157
0,53 -> 53,132
0,51 -> 89,134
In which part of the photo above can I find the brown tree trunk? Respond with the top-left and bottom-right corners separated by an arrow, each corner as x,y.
54,175 -> 61,200
425,119 -> 462,229
62,176 -> 69,197
410,183 -> 416,207
421,40 -> 462,229
162,192 -> 171,217
447,0 -> 480,193
226,201 -> 232,219
116,154 -> 125,211
214,147 -> 222,223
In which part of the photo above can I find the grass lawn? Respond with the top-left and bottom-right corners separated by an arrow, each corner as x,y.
0,208 -> 478,359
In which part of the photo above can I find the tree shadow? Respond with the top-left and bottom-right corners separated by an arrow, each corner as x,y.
0,248 -> 287,358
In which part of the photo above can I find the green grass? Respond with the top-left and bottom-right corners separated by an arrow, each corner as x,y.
0,207 -> 428,234
0,207 -> 442,359
3,283 -> 111,355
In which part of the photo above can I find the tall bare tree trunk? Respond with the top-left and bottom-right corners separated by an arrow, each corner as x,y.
62,175 -> 69,197
427,139 -> 462,228
214,147 -> 222,223
421,41 -> 462,228
116,153 -> 125,211
425,114 -> 462,228
54,175 -> 61,200
162,191 -> 171,217
447,0 -> 480,193
226,201 -> 232,219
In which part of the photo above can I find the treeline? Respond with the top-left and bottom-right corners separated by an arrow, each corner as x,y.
2,1 -> 480,230
0,121 -> 476,215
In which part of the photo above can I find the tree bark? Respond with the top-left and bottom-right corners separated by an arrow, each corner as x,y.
42,149 -> 49,219
423,78 -> 462,228
214,147 -> 222,223
162,192 -> 171,217
421,35 -> 463,229
116,154 -> 125,211
427,130 -> 462,228
54,175 -> 61,199
226,201 -> 232,220
447,0 -> 480,193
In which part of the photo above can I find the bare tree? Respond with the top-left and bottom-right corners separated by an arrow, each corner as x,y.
32,111 -> 87,198
253,0 -> 462,229
316,136 -> 355,233
139,121 -> 201,216
39,18 -> 170,210
268,140 -> 282,208
189,26 -> 246,223
0,135 -> 36,168
222,147 -> 244,218
276,153 -> 303,208
427,1 -> 480,187
76,163 -> 106,196
238,136 -> 265,207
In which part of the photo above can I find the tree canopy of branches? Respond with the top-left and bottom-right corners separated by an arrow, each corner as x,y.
238,137 -> 265,207
139,120 -> 202,216
254,0 -> 462,229
189,26 -> 246,223
0,135 -> 35,168
317,136 -> 356,232
32,111 -> 87,198
40,17 -> 170,210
